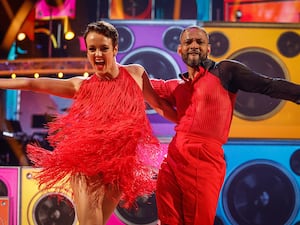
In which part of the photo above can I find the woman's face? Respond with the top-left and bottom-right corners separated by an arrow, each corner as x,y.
86,31 -> 118,77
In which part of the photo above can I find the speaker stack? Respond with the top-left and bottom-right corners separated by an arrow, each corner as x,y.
18,166 -> 124,225
202,22 -> 300,139
215,140 -> 300,225
0,165 -> 149,225
19,166 -> 161,225
0,135 -> 166,224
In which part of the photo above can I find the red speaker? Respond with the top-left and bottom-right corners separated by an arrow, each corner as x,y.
202,22 -> 300,139
0,167 -> 20,225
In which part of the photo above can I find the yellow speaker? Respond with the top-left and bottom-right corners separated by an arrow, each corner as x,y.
20,167 -> 122,225
202,22 -> 300,139
20,167 -> 79,225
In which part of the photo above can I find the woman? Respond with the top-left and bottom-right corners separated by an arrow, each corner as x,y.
0,21 -> 177,225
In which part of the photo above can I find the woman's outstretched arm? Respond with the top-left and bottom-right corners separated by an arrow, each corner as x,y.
0,76 -> 86,98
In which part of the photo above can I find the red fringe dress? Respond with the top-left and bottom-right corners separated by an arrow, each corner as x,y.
27,67 -> 162,206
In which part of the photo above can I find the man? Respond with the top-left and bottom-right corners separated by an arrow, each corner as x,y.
151,25 -> 300,225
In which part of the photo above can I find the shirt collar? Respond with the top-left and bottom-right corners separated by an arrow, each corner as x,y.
179,59 -> 215,81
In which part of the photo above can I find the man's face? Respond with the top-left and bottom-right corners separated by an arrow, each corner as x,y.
178,28 -> 210,68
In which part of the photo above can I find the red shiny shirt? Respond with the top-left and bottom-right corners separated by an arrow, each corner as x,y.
151,66 -> 236,144
151,59 -> 300,143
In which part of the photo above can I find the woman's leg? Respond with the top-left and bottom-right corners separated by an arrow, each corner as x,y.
102,184 -> 122,224
70,174 -> 105,225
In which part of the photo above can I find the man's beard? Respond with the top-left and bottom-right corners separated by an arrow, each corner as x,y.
182,53 -> 206,68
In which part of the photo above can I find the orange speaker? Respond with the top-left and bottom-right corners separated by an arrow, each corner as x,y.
202,22 -> 300,139
0,198 -> 9,225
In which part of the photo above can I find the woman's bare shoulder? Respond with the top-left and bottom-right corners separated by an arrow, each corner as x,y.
122,64 -> 145,75
68,75 -> 89,91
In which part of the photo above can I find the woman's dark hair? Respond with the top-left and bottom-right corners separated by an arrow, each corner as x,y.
83,21 -> 119,47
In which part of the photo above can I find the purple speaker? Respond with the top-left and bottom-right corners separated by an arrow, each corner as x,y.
110,20 -> 196,79
109,20 -> 197,137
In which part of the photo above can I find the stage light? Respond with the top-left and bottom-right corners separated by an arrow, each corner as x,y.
64,17 -> 75,41
235,9 -> 242,21
17,33 -> 26,42
34,73 -> 39,78
57,72 -> 64,78
65,31 -> 75,40
15,35 -> 32,58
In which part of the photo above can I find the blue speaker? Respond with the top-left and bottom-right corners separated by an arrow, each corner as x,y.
215,140 -> 300,225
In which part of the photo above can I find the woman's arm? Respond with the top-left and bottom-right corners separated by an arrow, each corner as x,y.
0,76 -> 86,98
